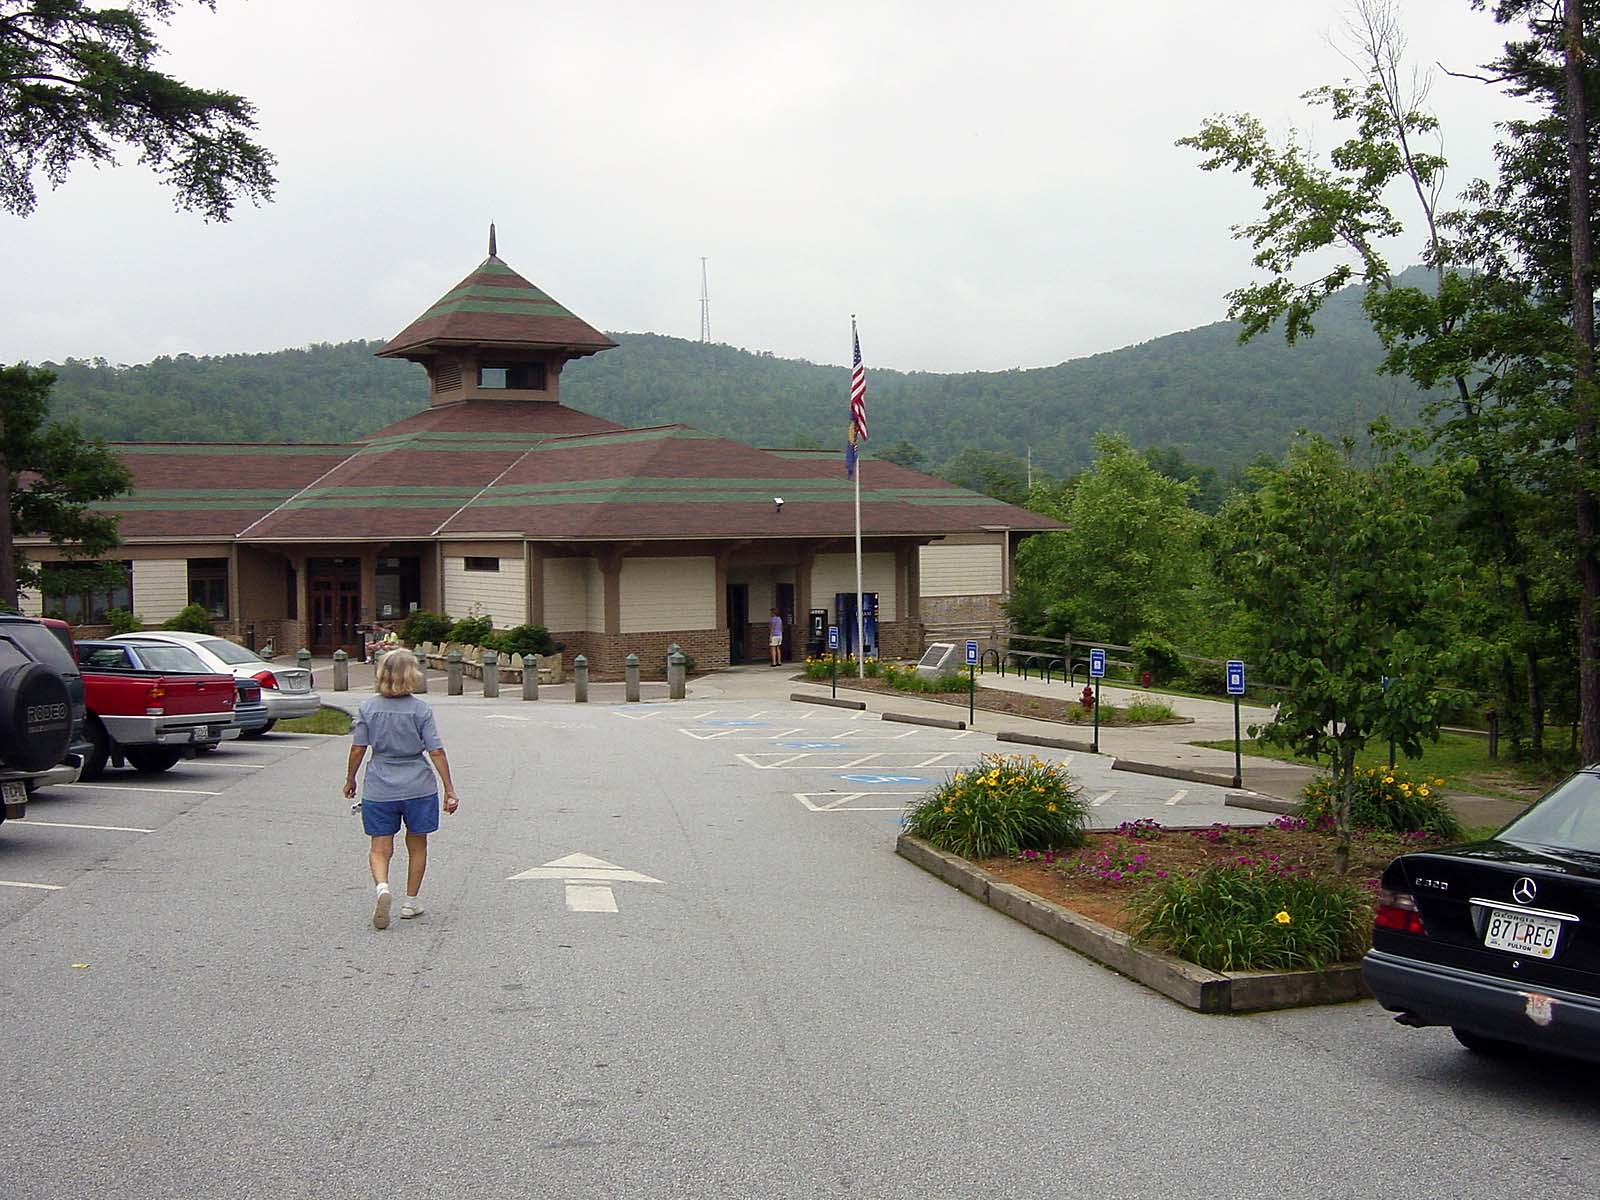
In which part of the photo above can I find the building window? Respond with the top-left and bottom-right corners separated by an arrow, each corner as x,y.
463,557 -> 500,573
188,558 -> 229,618
41,561 -> 132,624
477,362 -> 546,390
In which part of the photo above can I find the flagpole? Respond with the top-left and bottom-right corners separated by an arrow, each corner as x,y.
854,445 -> 865,678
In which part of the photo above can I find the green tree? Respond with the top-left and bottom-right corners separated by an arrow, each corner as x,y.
934,448 -> 1030,505
1012,433 -> 1203,645
0,0 -> 276,219
873,439 -> 926,469
0,364 -> 132,611
1214,435 -> 1465,870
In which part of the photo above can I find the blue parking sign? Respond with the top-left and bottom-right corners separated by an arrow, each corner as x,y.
827,625 -> 839,651
1226,660 -> 1246,695
965,640 -> 979,666
1089,648 -> 1106,678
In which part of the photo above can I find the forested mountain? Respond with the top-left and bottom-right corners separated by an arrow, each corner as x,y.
38,275 -> 1430,474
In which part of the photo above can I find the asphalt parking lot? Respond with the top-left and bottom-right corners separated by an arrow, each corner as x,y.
2,696 -> 1595,1200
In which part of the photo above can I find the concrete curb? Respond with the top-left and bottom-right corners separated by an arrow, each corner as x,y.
997,730 -> 1096,754
883,711 -> 966,731
790,692 -> 867,711
895,833 -> 1370,1013
1225,792 -> 1299,815
1111,759 -> 1237,788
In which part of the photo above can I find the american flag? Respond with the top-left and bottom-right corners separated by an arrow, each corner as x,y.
845,319 -> 867,478
850,321 -> 868,442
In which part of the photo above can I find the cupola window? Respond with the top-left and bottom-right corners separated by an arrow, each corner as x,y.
478,362 -> 547,390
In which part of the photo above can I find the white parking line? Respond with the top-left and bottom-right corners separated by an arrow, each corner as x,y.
909,753 -> 961,768
0,879 -> 62,891
14,820 -> 154,833
1090,790 -> 1117,807
60,783 -> 223,796
794,792 -> 910,812
193,762 -> 266,769
835,753 -> 884,769
1166,789 -> 1190,806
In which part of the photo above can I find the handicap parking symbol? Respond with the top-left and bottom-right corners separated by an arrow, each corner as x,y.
780,741 -> 848,749
840,774 -> 932,785
705,720 -> 767,727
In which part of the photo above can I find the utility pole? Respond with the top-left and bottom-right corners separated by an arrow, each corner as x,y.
699,258 -> 711,344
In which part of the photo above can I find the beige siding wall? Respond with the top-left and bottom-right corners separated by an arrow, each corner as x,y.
133,559 -> 188,623
443,557 -> 527,627
811,552 -> 897,621
919,543 -> 1004,597
583,560 -> 606,632
619,556 -> 716,634
544,557 -> 601,633
17,587 -> 41,617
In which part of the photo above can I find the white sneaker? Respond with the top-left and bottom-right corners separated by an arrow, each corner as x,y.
373,889 -> 392,930
400,900 -> 423,919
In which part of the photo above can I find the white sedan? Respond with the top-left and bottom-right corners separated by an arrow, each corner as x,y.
110,632 -> 321,736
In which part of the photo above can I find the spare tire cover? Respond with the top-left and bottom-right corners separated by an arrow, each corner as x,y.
0,663 -> 73,772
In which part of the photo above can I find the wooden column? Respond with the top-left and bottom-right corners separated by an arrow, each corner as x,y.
360,550 -> 378,624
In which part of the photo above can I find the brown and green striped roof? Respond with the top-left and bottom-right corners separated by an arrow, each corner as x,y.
377,256 -> 616,360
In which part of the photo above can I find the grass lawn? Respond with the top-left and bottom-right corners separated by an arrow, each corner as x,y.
1193,730 -> 1570,803
274,706 -> 352,735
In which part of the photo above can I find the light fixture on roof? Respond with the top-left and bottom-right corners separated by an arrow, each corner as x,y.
773,497 -> 784,513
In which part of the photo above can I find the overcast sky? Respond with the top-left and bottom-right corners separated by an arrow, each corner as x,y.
0,0 -> 1540,374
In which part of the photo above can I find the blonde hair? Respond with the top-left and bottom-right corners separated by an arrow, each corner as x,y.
375,648 -> 423,698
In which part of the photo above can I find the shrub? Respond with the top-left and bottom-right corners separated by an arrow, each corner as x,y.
490,624 -> 561,659
400,610 -> 453,646
1126,865 -> 1372,971
1298,767 -> 1463,841
447,615 -> 493,646
1131,633 -> 1185,685
162,603 -> 214,634
103,608 -> 141,635
878,662 -> 966,693
903,753 -> 1087,858
1123,693 -> 1178,723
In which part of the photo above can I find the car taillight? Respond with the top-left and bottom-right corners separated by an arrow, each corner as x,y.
145,683 -> 166,716
252,669 -> 278,690
241,686 -> 260,702
1374,888 -> 1426,936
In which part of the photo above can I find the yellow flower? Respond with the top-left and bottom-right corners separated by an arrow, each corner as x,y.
1047,802 -> 1059,813
1382,776 -> 1394,785
1033,786 -> 1045,794
1434,777 -> 1445,787
1418,786 -> 1430,797
1400,783 -> 1412,793
1274,911 -> 1292,925
943,804 -> 954,814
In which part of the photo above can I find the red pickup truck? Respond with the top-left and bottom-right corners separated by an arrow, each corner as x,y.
78,651 -> 237,780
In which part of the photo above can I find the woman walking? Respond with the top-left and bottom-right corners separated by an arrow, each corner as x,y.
343,648 -> 459,928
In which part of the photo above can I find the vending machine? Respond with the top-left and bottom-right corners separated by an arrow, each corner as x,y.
833,592 -> 879,658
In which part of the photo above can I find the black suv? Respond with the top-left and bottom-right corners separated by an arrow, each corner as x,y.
0,614 -> 85,826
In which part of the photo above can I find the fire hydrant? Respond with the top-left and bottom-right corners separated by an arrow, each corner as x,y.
1080,684 -> 1095,710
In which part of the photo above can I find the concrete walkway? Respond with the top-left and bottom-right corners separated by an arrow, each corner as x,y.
297,653 -> 1527,828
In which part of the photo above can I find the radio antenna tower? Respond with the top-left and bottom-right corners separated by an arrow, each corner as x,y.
699,257 -> 711,343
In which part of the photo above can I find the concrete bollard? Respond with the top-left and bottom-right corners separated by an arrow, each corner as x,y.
297,648 -> 312,673
332,649 -> 349,692
668,650 -> 686,700
666,642 -> 681,678
625,653 -> 641,703
574,655 -> 589,703
521,653 -> 539,701
416,659 -> 429,693
482,649 -> 499,698
447,649 -> 463,696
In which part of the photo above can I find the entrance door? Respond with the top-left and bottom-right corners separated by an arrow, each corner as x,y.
775,582 -> 795,664
309,574 -> 361,654
726,584 -> 748,664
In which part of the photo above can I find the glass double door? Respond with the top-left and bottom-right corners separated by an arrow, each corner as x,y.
309,573 -> 361,655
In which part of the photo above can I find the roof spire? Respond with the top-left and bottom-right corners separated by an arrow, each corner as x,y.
488,221 -> 497,258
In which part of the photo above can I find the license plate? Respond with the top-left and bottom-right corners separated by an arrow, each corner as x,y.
1,780 -> 26,804
1484,910 -> 1562,959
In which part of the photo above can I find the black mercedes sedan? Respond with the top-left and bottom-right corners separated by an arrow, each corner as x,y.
1363,767 -> 1600,1062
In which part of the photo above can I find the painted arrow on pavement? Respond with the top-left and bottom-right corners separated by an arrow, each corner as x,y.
507,853 -> 662,913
